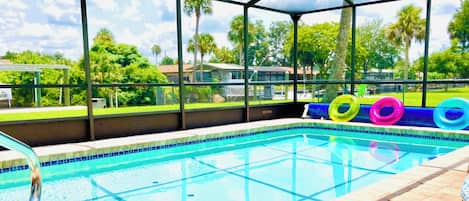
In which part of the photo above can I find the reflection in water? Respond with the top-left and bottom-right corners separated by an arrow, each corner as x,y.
291,142 -> 297,201
181,160 -> 187,201
369,141 -> 400,164
244,150 -> 250,201
329,136 -> 354,196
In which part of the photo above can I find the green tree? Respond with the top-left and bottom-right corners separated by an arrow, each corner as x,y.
93,28 -> 114,45
385,5 -> 425,81
354,20 -> 399,79
268,21 -> 292,66
448,0 -> 469,52
0,51 -> 79,106
249,20 -> 270,66
210,47 -> 236,63
188,33 -> 217,81
414,48 -> 469,89
285,22 -> 339,77
324,6 -> 353,102
151,44 -> 161,65
87,29 -> 168,107
160,56 -> 175,65
228,15 -> 255,65
184,0 -> 212,78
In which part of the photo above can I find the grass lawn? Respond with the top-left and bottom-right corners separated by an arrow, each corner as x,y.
1,87 -> 467,122
0,99 -> 291,122
358,86 -> 469,107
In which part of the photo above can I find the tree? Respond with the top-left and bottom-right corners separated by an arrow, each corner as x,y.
188,33 -> 217,81
228,15 -> 255,65
324,6 -> 353,102
160,56 -> 175,65
448,0 -> 469,52
414,47 -> 469,89
285,22 -> 339,76
268,21 -> 292,66
151,44 -> 161,65
93,28 -> 114,45
210,47 -> 236,63
354,20 -> 399,79
249,20 -> 270,66
184,0 -> 212,81
87,29 -> 168,107
0,51 -> 79,106
385,5 -> 425,81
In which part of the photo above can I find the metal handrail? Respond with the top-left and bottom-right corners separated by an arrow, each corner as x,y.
0,131 -> 41,201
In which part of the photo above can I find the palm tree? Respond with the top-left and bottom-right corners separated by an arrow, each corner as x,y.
228,15 -> 255,65
151,44 -> 161,65
385,5 -> 425,82
93,28 -> 114,45
324,6 -> 352,102
184,0 -> 212,81
188,33 -> 217,81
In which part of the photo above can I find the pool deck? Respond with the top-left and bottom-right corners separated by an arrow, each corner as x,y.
0,118 -> 468,200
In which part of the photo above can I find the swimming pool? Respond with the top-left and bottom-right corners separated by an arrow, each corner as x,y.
0,124 -> 467,201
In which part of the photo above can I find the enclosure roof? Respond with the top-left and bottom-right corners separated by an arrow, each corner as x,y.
215,0 -> 399,15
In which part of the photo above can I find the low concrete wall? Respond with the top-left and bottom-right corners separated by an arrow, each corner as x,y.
0,103 -> 302,147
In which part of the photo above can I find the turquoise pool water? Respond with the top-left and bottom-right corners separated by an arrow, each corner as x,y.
0,128 -> 466,201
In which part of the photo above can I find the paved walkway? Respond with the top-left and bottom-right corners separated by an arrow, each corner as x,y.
335,145 -> 469,201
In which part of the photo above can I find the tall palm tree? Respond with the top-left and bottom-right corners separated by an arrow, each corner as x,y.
93,28 -> 114,45
188,33 -> 217,81
151,44 -> 161,65
324,6 -> 352,102
184,0 -> 212,81
385,5 -> 425,82
228,15 -> 255,65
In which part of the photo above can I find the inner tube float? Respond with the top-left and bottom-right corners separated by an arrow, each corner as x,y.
328,136 -> 357,161
433,98 -> 469,130
328,95 -> 360,122
369,141 -> 400,164
369,97 -> 404,125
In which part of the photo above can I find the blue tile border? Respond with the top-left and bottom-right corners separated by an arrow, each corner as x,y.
0,124 -> 468,174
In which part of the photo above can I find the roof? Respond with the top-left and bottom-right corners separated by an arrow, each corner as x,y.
158,64 -> 193,73
205,63 -> 320,74
206,63 -> 244,70
215,0 -> 399,15
279,67 -> 320,75
0,64 -> 71,72
159,63 -> 323,75
0,59 -> 12,65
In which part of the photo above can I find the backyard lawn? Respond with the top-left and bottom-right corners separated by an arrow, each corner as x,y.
0,99 -> 290,122
0,87 -> 467,122
358,86 -> 469,107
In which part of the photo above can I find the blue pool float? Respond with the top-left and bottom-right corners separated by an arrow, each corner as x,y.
433,98 -> 469,130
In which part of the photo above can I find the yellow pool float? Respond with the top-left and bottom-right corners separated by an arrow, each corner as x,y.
328,94 -> 360,122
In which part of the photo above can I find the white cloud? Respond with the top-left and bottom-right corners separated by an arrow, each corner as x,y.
40,1 -> 81,24
0,0 -> 28,10
91,0 -> 118,12
89,17 -> 110,27
152,0 -> 175,13
122,1 -> 143,21
0,0 -> 459,63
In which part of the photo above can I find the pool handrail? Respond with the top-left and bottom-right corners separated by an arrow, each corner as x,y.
0,131 -> 41,201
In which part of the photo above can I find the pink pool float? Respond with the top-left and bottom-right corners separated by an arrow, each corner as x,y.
369,97 -> 404,125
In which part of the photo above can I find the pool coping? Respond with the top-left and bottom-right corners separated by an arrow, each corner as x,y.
0,118 -> 468,199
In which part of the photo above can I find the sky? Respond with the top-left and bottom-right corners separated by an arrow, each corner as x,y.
0,0 -> 462,64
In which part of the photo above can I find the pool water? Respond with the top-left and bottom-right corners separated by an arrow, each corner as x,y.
0,128 -> 465,201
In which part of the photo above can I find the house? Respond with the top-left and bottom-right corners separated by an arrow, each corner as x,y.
157,64 -> 194,83
193,63 -> 290,82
